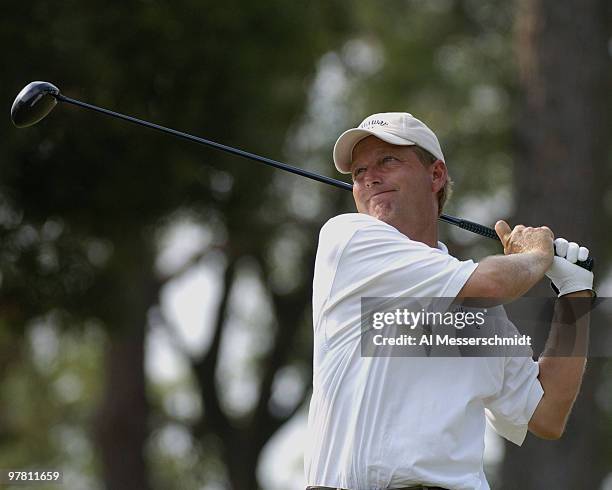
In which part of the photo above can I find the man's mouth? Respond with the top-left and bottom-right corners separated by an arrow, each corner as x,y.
369,190 -> 396,201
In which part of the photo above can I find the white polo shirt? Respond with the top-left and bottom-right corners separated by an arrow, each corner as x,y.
305,213 -> 544,490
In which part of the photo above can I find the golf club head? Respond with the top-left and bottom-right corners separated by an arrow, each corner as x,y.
11,81 -> 60,128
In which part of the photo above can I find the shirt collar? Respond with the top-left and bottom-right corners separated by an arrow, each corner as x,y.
436,241 -> 449,254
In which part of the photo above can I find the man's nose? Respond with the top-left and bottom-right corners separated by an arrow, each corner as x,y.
364,168 -> 382,188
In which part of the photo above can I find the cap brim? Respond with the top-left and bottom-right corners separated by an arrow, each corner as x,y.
333,128 -> 416,174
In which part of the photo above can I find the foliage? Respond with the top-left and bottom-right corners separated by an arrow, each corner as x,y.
2,0 -> 610,488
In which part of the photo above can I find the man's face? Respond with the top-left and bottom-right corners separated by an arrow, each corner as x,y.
351,136 -> 444,231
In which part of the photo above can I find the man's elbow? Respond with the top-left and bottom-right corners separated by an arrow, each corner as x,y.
529,419 -> 566,440
534,426 -> 564,440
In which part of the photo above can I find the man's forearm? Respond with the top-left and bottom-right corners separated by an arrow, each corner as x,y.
459,251 -> 551,299
529,290 -> 591,439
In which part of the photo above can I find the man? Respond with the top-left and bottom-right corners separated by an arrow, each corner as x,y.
304,113 -> 594,490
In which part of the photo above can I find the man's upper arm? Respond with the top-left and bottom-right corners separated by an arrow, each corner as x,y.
456,258 -> 504,298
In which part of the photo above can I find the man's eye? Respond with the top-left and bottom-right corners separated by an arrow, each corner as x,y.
354,167 -> 366,175
382,156 -> 396,163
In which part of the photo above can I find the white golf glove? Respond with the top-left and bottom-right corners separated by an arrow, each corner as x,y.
545,238 -> 594,297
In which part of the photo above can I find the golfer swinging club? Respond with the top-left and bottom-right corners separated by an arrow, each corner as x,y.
304,113 -> 594,490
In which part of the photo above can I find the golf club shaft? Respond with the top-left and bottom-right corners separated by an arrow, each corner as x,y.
55,95 -> 498,237
57,94 -> 353,191
54,94 -> 594,271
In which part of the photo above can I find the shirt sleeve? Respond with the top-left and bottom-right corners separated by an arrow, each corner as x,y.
484,355 -> 544,445
315,214 -> 478,346
328,215 -> 478,301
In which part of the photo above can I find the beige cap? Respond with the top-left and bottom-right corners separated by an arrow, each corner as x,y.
333,112 -> 445,174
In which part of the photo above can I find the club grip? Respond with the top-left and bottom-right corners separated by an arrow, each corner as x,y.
455,218 -> 594,272
576,256 -> 595,271
455,218 -> 499,241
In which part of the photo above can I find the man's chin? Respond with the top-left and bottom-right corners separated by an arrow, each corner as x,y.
367,207 -> 395,225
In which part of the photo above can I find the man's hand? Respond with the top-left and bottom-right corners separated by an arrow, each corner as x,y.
545,238 -> 594,297
494,220 -> 554,269
457,220 -> 555,300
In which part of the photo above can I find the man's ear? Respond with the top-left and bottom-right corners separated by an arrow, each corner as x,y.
431,160 -> 447,193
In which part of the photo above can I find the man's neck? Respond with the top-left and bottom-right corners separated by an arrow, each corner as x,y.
362,210 -> 440,248
397,220 -> 439,248
376,214 -> 438,247
392,204 -> 440,247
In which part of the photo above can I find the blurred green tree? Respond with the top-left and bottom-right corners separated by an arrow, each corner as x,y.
501,0 -> 612,488
2,1 -> 354,488
2,0 -> 611,489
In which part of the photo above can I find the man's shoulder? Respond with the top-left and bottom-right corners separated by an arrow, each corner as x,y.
316,214 -> 393,264
320,213 -> 395,237
319,214 -> 435,253
316,213 -> 426,267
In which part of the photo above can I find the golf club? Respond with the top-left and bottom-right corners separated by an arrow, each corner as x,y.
11,81 -> 594,271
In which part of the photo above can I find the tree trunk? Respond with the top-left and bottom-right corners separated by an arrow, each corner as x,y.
191,252 -> 316,490
502,0 -> 610,488
96,326 -> 151,490
95,240 -> 154,490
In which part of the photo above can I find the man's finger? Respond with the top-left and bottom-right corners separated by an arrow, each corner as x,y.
566,242 -> 579,263
578,246 -> 589,262
555,238 -> 569,257
494,220 -> 512,244
540,226 -> 554,239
